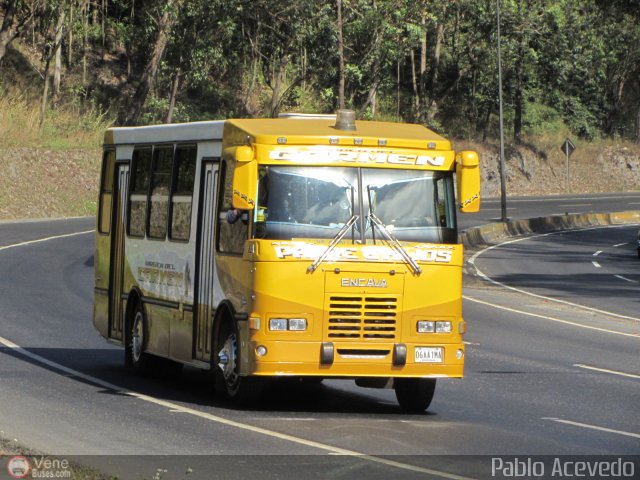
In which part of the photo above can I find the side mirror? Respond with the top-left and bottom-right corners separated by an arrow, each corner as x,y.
456,150 -> 480,213
231,146 -> 257,210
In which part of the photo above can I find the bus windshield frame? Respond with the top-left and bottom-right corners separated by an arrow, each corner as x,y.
252,165 -> 457,244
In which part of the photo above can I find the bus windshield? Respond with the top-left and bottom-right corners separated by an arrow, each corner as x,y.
253,165 -> 457,244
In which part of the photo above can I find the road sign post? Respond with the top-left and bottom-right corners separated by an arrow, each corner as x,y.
497,0 -> 507,222
561,138 -> 576,193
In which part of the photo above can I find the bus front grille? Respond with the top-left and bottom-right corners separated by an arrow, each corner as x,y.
325,295 -> 398,341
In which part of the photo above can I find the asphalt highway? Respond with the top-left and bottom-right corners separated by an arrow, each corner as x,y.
459,192 -> 640,229
0,201 -> 638,479
469,225 -> 640,319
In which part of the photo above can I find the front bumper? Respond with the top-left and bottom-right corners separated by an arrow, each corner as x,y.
247,340 -> 464,378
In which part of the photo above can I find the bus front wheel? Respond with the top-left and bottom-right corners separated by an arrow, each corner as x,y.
394,378 -> 436,413
215,321 -> 262,404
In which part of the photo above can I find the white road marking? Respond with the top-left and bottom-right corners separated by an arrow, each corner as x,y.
559,204 -> 591,207
0,230 -> 95,252
542,418 -> 640,439
463,296 -> 639,338
614,275 -> 638,284
0,333 -> 473,479
468,224 -> 640,323
613,243 -> 628,247
574,364 -> 640,380
590,249 -> 638,283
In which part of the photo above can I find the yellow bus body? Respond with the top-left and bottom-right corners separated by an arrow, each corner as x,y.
93,113 -> 479,411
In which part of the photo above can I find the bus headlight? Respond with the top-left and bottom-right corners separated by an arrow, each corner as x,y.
435,321 -> 452,333
417,321 -> 435,333
417,321 -> 452,333
269,318 -> 308,331
269,319 -> 288,331
288,318 -> 307,331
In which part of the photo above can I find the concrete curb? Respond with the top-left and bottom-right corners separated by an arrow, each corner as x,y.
460,210 -> 640,249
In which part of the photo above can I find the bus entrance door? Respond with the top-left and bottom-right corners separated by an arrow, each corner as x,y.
108,163 -> 129,341
194,160 -> 220,363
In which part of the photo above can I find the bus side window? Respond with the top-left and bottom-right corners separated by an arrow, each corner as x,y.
98,150 -> 115,234
217,161 -> 248,254
170,145 -> 197,241
435,175 -> 455,228
128,148 -> 152,237
149,146 -> 174,239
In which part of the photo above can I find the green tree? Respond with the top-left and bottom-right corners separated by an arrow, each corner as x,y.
117,0 -> 183,126
0,0 -> 45,64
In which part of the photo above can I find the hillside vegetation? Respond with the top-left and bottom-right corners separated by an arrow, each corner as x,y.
0,1 -> 639,220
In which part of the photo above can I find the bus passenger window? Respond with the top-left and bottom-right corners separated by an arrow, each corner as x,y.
98,150 -> 115,234
170,146 -> 197,241
149,147 -> 173,239
128,149 -> 152,237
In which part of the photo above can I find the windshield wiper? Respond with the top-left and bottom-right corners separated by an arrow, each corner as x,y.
366,185 -> 421,275
367,212 -> 422,275
307,215 -> 359,273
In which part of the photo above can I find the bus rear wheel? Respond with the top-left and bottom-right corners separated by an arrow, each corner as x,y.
394,378 -> 436,413
126,303 -> 152,372
216,321 -> 262,404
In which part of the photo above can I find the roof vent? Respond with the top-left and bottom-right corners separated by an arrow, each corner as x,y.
334,109 -> 356,131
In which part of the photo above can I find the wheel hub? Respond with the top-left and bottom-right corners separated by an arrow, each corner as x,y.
131,312 -> 144,363
218,333 -> 238,384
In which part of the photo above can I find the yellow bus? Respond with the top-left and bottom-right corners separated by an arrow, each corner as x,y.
93,110 -> 480,412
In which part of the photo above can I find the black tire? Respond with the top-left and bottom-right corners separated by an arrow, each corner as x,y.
394,378 -> 436,413
126,302 -> 152,372
215,320 -> 262,404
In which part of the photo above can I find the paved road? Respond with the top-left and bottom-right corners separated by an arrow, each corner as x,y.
0,208 -> 638,479
469,225 -> 640,319
460,192 -> 640,229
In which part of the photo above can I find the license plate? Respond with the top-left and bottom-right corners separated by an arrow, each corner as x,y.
414,347 -> 443,363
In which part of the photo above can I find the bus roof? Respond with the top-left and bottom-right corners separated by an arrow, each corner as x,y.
104,117 -> 451,151
226,118 -> 451,150
104,120 -> 225,146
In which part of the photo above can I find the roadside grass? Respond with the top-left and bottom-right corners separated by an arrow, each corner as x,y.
0,89 -> 109,150
0,92 -> 105,220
